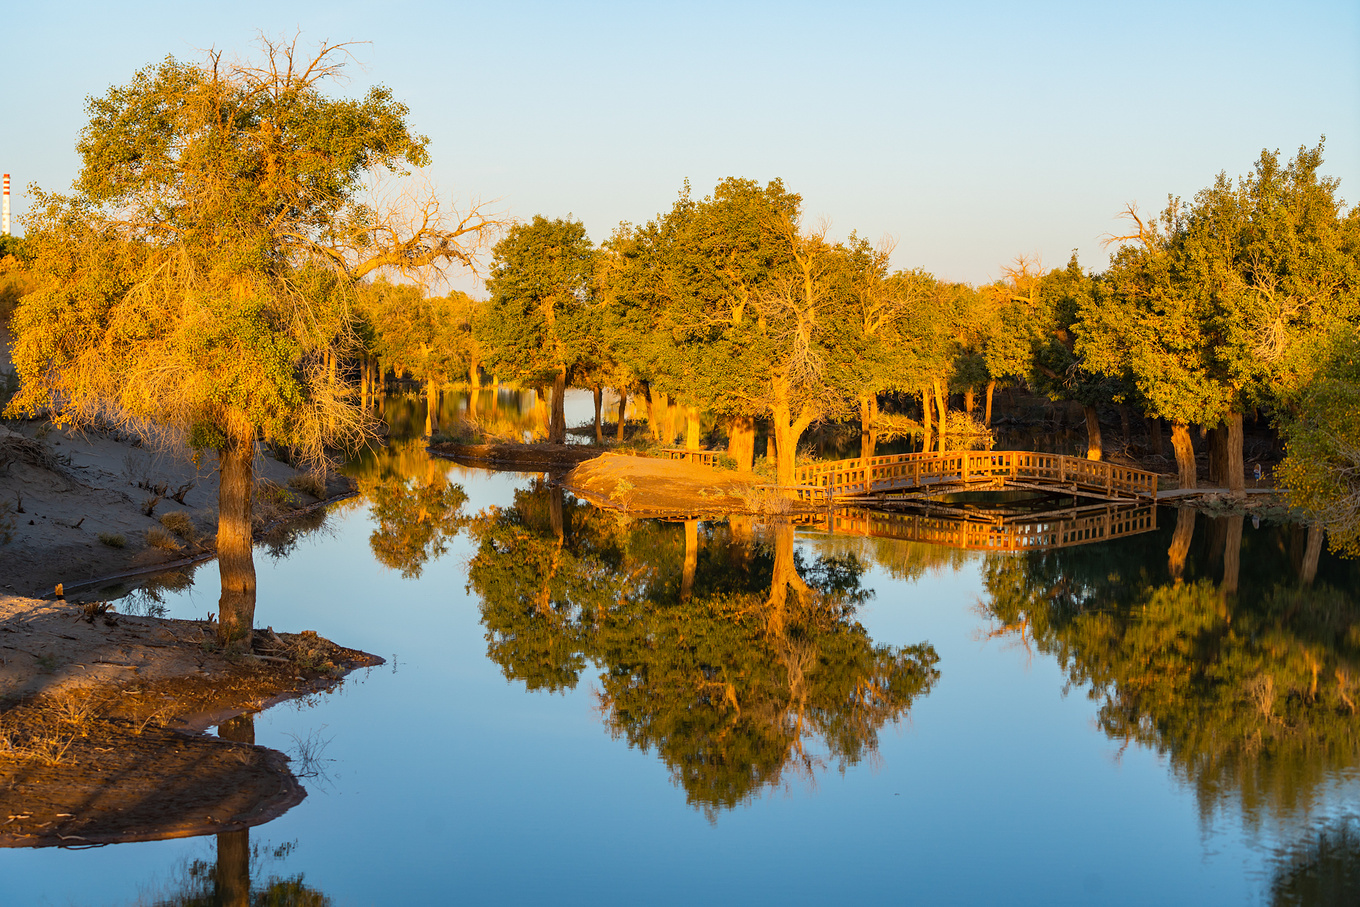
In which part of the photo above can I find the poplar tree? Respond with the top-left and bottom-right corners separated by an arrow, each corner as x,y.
5,39 -> 495,646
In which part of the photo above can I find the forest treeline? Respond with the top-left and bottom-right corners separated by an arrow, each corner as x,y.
339,143 -> 1360,551
0,69 -> 1357,555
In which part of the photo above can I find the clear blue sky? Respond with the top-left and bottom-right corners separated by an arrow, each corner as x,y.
4,0 -> 1357,287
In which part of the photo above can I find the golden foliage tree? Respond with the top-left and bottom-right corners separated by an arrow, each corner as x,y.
5,38 -> 496,645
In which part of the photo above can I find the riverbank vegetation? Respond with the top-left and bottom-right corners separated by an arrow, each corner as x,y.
0,39 -> 1356,554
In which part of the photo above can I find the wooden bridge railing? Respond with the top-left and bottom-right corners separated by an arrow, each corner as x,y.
824,503 -> 1158,552
792,450 -> 1159,502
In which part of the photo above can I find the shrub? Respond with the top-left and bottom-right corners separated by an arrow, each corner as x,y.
97,532 -> 126,548
145,526 -> 181,551
158,511 -> 197,542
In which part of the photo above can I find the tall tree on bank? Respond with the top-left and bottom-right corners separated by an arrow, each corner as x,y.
479,216 -> 597,443
5,40 -> 496,646
1082,141 -> 1357,493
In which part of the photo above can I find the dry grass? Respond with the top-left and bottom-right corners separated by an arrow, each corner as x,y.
0,689 -> 108,766
158,510 -> 197,542
145,526 -> 182,551
98,531 -> 126,548
286,471 -> 328,499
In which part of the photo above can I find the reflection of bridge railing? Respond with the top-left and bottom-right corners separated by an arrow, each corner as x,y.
793,451 -> 1159,503
814,503 -> 1158,552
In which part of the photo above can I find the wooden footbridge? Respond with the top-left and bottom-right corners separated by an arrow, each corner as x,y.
812,502 -> 1159,552
793,450 -> 1159,505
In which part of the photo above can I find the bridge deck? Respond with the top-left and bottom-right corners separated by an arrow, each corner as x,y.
793,450 -> 1159,504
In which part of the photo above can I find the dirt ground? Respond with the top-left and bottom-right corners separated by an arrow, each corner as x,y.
0,592 -> 381,848
0,421 -> 348,598
429,440 -> 605,472
563,452 -> 811,518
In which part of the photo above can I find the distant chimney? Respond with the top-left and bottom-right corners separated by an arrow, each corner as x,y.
2,174 -> 8,236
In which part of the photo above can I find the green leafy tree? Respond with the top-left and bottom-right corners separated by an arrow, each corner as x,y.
479,216 -> 597,443
1082,141 -> 1358,492
1279,330 -> 1360,556
3,39 -> 494,645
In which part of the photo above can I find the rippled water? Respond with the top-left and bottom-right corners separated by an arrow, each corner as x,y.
6,390 -> 1360,906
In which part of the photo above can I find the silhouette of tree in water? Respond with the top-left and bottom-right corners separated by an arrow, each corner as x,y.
467,482 -> 939,817
979,512 -> 1360,829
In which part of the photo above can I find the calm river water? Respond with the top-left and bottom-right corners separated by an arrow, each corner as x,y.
6,390 -> 1360,906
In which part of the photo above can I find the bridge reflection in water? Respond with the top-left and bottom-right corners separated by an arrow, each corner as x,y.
807,501 -> 1158,552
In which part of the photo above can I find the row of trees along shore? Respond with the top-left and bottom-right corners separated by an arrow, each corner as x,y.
350,148 -> 1359,542
2,35 -> 1358,653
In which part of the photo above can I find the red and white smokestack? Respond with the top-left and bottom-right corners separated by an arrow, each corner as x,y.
2,174 -> 9,236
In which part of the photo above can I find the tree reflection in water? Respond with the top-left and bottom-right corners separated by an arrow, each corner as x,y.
140,714 -> 332,907
467,480 -> 939,818
978,508 -> 1360,892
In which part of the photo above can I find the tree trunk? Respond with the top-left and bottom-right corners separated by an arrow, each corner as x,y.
549,369 -> 567,443
1171,422 -> 1197,489
360,357 -> 370,413
772,405 -> 812,489
469,360 -> 479,389
215,712 -> 255,906
1147,416 -> 1164,457
1226,411 -> 1245,498
1084,405 -> 1103,461
921,388 -> 933,454
932,378 -> 948,453
1207,425 -> 1228,486
647,387 -> 661,440
859,395 -> 878,461
216,426 -> 256,650
425,379 -> 439,435
681,520 -> 698,602
685,406 -> 701,451
1168,507 -> 1196,580
728,415 -> 756,472
616,390 -> 628,442
1301,525 -> 1324,586
1222,513 -> 1243,596
593,385 -> 604,443
765,423 -> 777,469
984,379 -> 996,427
1118,405 -> 1131,449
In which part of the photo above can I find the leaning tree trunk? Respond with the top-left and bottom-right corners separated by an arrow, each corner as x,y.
216,426 -> 257,650
616,390 -> 628,442
984,379 -> 996,427
1083,405 -> 1103,461
1226,411 -> 1245,498
549,369 -> 567,443
1171,422 -> 1197,489
728,415 -> 756,472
